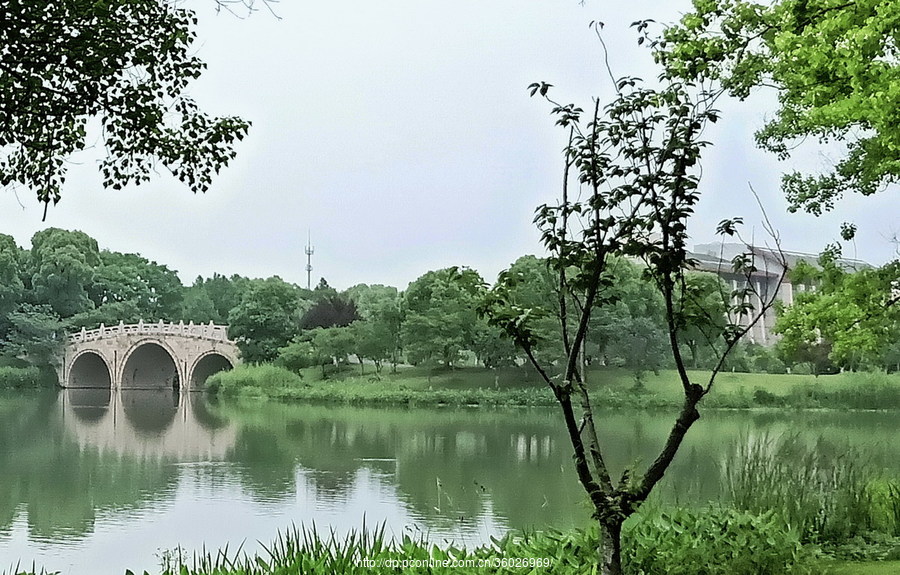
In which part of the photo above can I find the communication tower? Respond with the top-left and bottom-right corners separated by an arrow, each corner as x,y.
304,232 -> 314,290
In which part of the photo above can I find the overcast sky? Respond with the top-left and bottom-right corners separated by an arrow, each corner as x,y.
2,0 -> 897,290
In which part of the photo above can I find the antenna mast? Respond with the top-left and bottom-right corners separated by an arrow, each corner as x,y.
304,231 -> 314,290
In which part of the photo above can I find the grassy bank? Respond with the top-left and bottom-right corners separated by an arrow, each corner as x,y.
206,364 -> 900,410
9,510 -> 896,575
5,510 -> 815,575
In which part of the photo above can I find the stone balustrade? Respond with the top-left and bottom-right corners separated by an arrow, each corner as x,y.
70,321 -> 232,344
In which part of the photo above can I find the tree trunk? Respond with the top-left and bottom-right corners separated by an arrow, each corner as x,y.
601,519 -> 624,575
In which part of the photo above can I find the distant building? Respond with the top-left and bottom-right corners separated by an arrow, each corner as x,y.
689,243 -> 870,346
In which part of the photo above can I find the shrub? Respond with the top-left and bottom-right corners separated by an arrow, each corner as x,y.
624,508 -> 814,575
781,373 -> 900,410
206,364 -> 305,398
275,339 -> 324,373
753,388 -> 783,406
0,365 -> 42,388
742,343 -> 788,374
791,362 -> 813,375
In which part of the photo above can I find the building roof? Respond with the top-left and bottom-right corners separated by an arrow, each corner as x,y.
691,242 -> 871,279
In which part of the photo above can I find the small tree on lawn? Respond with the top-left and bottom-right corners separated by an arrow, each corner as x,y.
481,22 -> 786,575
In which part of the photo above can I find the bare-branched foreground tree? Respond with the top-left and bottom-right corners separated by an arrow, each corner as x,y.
482,22 -> 786,575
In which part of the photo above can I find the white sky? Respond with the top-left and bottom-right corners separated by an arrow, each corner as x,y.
1,0 -> 897,290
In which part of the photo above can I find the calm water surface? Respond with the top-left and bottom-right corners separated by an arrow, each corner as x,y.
0,388 -> 898,574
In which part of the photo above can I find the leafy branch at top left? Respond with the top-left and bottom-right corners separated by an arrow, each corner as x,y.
0,0 -> 251,219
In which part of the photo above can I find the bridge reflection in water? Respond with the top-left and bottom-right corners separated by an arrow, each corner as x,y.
61,387 -> 237,461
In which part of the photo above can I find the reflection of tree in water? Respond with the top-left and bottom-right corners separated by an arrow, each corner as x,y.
217,404 -> 589,530
228,425 -> 298,503
190,393 -> 229,431
0,390 -> 179,541
220,405 -> 892,532
121,388 -> 179,435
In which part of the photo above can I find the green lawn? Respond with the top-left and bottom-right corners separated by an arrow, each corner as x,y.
825,561 -> 900,575
300,363 -> 899,392
259,364 -> 900,409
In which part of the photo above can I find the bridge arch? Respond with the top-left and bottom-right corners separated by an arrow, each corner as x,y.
189,351 -> 234,390
67,350 -> 113,389
119,339 -> 182,390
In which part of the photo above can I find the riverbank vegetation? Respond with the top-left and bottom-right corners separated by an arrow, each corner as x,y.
0,228 -> 896,390
145,511 -> 816,575
207,364 -> 900,410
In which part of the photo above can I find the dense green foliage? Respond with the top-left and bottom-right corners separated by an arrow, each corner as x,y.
775,258 -> 900,372
658,0 -> 900,214
0,227 -> 894,388
200,364 -> 900,410
0,229 -> 201,372
132,512 -> 816,575
0,365 -> 42,388
205,364 -> 305,398
402,267 -> 486,368
1,0 -> 248,211
625,508 -> 813,575
227,278 -> 304,363
15,513 -> 899,575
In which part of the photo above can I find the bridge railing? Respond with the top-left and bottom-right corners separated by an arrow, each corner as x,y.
69,321 -> 232,343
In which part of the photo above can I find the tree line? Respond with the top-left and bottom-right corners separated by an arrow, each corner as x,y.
1,227 -> 896,378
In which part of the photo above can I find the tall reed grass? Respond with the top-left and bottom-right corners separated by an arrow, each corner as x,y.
725,433 -> 900,543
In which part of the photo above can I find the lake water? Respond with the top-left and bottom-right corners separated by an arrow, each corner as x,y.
0,388 -> 898,574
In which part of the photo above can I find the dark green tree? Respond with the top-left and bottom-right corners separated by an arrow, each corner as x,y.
228,277 -> 302,363
28,228 -> 100,318
587,258 -> 668,370
276,338 -> 326,374
674,271 -> 730,369
299,294 -> 360,330
199,273 -> 252,322
67,301 -> 142,331
313,326 -> 356,367
471,322 -> 519,369
402,267 -> 483,368
181,283 -> 221,324
775,257 -> 900,371
89,251 -> 184,321
498,255 -> 566,366
0,234 -> 25,341
345,284 -> 405,372
1,304 -> 64,368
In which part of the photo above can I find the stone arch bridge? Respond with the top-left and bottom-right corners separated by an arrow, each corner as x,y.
61,321 -> 241,390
